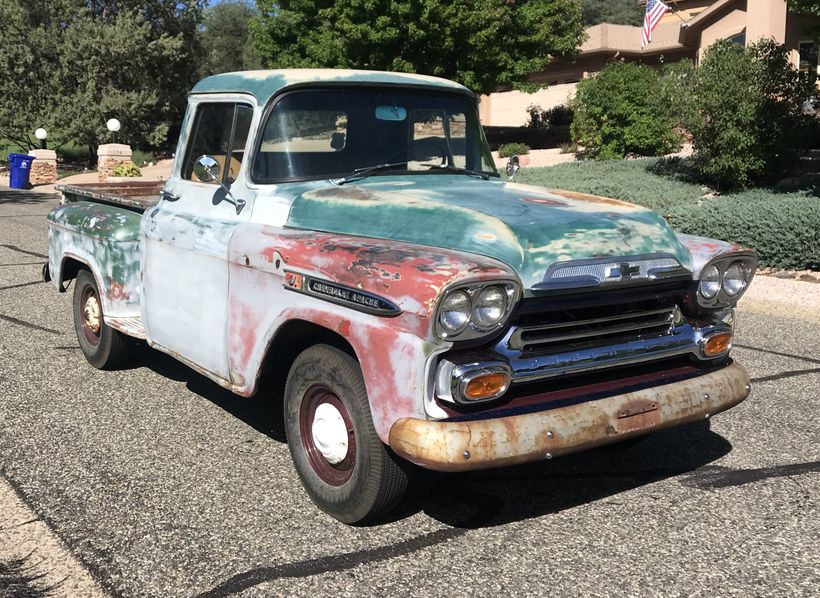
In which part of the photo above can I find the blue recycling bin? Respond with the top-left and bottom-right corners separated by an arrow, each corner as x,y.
8,153 -> 36,189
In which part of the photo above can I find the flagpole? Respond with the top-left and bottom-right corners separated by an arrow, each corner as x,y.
664,0 -> 690,25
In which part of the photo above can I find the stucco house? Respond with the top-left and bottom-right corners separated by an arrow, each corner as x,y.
479,0 -> 820,127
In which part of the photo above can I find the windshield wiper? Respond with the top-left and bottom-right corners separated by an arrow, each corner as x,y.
419,164 -> 493,180
332,162 -> 408,185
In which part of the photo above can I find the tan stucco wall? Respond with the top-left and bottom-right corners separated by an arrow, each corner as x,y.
746,0 -> 787,43
479,83 -> 578,127
658,0 -> 714,24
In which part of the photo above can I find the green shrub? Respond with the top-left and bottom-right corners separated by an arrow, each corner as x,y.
571,62 -> 681,159
131,149 -> 155,167
111,162 -> 142,177
517,158 -> 703,212
498,143 -> 530,158
518,159 -> 820,269
559,141 -> 579,154
684,40 -> 819,191
667,192 -> 820,269
526,104 -> 574,128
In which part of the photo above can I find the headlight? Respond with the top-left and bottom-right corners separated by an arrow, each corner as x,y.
435,281 -> 519,340
472,286 -> 508,328
695,252 -> 757,308
438,290 -> 471,334
699,265 -> 720,299
722,261 -> 746,296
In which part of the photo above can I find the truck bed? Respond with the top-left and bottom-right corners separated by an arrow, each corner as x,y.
56,181 -> 164,213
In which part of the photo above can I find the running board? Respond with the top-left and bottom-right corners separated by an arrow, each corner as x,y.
106,316 -> 146,339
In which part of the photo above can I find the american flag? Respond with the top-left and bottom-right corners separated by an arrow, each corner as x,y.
642,0 -> 671,48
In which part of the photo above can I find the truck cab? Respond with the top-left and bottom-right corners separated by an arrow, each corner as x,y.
46,69 -> 757,524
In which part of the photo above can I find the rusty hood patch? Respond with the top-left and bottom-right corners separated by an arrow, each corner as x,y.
285,176 -> 692,289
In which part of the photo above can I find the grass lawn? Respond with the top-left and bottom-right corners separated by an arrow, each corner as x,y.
517,158 -> 820,270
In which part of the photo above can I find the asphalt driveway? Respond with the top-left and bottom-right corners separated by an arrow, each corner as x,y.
1,187 -> 818,597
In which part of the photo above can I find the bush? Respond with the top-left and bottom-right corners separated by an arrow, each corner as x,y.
111,162 -> 142,177
526,104 -> 574,129
667,192 -> 820,269
131,149 -> 155,167
683,40 -> 819,191
498,143 -> 530,158
559,141 -> 579,154
517,158 -> 820,269
571,62 -> 681,159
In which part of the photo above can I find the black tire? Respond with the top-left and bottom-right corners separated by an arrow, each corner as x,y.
284,344 -> 408,524
72,269 -> 129,370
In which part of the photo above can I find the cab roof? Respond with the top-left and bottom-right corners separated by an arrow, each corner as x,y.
191,69 -> 473,106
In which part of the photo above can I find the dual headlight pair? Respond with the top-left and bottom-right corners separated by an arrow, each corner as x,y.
697,255 -> 757,307
436,282 -> 519,340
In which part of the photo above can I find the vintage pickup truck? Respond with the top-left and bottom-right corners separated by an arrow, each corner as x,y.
45,69 -> 757,524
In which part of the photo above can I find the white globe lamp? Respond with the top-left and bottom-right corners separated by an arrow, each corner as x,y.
35,127 -> 48,149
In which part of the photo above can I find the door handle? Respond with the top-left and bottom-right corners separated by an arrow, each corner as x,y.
160,189 -> 180,202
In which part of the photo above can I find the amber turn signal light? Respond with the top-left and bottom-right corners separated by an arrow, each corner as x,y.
464,372 -> 510,400
703,332 -> 733,356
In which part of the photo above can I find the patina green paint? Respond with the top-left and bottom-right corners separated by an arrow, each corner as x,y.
285,176 -> 692,289
48,201 -> 142,310
192,69 -> 471,106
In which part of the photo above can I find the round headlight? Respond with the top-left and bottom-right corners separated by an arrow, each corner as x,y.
723,261 -> 746,296
700,265 -> 721,299
439,290 -> 471,334
472,286 -> 508,328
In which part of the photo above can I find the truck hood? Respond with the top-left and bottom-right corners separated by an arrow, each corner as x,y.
284,175 -> 692,289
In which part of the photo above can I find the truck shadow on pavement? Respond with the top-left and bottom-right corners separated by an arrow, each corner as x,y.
0,188 -> 58,206
128,343 -> 737,528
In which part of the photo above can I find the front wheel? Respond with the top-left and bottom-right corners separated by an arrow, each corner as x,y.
72,269 -> 129,369
284,344 -> 408,524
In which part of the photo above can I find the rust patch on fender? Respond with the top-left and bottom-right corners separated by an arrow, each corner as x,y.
549,189 -> 638,209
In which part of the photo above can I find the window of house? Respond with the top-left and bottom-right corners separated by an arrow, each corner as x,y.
799,42 -> 819,75
182,103 -> 253,184
728,30 -> 746,46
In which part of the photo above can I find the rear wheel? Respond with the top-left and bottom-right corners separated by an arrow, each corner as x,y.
284,344 -> 408,524
72,269 -> 129,369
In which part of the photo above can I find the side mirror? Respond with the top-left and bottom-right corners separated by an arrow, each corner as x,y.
192,154 -> 246,215
505,155 -> 520,181
193,155 -> 221,183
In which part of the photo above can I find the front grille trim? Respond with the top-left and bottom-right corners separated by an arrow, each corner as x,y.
508,306 -> 678,354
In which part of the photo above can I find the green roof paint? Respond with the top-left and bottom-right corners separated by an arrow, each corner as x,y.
192,69 -> 471,106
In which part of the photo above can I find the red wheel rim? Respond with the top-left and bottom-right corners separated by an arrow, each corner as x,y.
299,385 -> 356,486
80,284 -> 102,347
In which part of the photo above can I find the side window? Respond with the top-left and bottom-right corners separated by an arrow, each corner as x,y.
182,102 -> 253,184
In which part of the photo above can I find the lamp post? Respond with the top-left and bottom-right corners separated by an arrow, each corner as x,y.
106,118 -> 121,143
35,127 -> 48,150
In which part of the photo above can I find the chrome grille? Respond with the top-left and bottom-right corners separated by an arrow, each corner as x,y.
508,306 -> 680,354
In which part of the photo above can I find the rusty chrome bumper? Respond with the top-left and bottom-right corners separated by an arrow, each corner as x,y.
389,362 -> 750,472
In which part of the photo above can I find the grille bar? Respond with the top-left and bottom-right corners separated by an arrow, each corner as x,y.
508,307 -> 677,352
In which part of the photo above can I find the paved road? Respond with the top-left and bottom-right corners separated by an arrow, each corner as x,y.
1,188 -> 818,597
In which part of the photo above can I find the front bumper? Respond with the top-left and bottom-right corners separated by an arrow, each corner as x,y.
389,361 -> 750,472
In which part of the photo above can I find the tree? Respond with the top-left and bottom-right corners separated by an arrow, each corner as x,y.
251,0 -> 585,96
582,0 -> 642,26
0,1 -> 204,161
199,0 -> 263,78
570,61 -> 680,159
789,0 -> 820,41
684,39 -> 819,190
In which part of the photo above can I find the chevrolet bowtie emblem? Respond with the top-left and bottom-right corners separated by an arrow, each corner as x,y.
608,262 -> 642,280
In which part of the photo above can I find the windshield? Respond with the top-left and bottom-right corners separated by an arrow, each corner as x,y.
251,87 -> 497,182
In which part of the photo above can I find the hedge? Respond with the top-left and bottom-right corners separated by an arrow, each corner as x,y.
518,159 -> 820,269
666,192 -> 820,270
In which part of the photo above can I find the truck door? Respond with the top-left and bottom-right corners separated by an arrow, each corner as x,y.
142,98 -> 254,381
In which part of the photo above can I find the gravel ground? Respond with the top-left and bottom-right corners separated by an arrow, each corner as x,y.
0,188 -> 818,597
